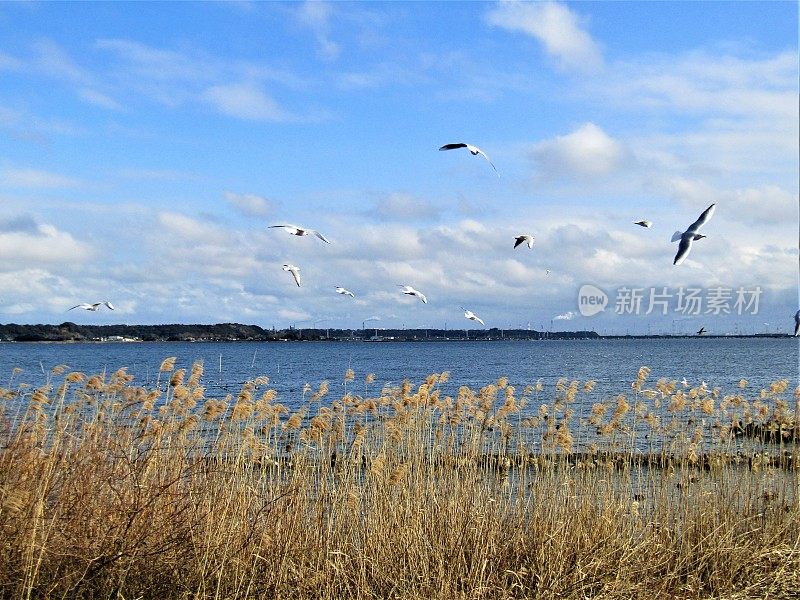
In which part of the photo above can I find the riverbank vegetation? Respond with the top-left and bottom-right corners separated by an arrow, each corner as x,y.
0,361 -> 797,599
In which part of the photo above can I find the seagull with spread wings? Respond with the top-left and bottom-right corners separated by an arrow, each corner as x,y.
282,264 -> 301,287
461,307 -> 485,326
335,286 -> 355,298
672,204 -> 715,265
399,285 -> 427,304
439,143 -> 499,177
269,224 -> 331,244
514,234 -> 534,249
68,301 -> 114,312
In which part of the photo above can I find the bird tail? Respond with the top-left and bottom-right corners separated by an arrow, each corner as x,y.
670,231 -> 684,243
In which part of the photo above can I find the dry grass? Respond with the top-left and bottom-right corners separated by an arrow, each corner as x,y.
0,362 -> 798,599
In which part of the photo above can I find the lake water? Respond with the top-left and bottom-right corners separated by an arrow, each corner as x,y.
0,338 -> 796,410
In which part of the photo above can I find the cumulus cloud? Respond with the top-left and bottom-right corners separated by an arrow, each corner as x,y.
0,222 -> 91,267
224,192 -> 273,218
486,1 -> 603,71
531,123 -> 628,180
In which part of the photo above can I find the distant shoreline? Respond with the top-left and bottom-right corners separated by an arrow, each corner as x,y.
0,322 -> 792,343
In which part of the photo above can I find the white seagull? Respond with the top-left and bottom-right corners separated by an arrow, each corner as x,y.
461,307 -> 485,326
269,224 -> 331,244
672,204 -> 715,265
282,264 -> 301,287
439,143 -> 499,177
680,378 -> 689,387
634,220 -> 652,228
335,286 -> 355,298
514,235 -> 534,249
68,301 -> 114,312
399,285 -> 427,304
794,309 -> 800,336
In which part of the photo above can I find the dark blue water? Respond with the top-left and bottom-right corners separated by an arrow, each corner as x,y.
0,338 -> 796,409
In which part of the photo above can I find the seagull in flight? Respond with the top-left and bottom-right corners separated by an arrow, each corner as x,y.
335,286 -> 355,298
439,143 -> 499,177
696,327 -> 706,336
399,285 -> 427,304
672,204 -> 715,265
794,310 -> 799,336
514,235 -> 534,249
461,307 -> 485,326
269,225 -> 331,244
634,220 -> 652,228
68,301 -> 114,312
282,264 -> 301,287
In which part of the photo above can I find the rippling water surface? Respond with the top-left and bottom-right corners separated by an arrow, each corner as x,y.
0,338 -> 796,410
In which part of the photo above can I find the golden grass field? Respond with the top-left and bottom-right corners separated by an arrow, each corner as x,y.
0,360 -> 798,599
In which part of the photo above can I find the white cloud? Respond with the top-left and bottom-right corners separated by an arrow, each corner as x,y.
531,123 -> 628,180
663,177 -> 796,227
224,191 -> 273,218
368,193 -> 440,222
1,167 -> 82,188
297,1 -> 340,60
79,88 -> 123,110
603,50 -> 797,119
0,223 -> 91,267
202,82 -> 291,121
486,1 -> 603,71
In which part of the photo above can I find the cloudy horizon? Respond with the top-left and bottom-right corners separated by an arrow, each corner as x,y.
1,1 -> 797,335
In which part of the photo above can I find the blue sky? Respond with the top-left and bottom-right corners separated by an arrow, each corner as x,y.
0,1 -> 797,335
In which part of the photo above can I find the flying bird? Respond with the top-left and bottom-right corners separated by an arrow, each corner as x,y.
545,269 -> 551,276
514,235 -> 534,249
335,286 -> 355,298
696,327 -> 706,336
439,143 -> 499,177
68,301 -> 114,312
399,285 -> 427,304
269,225 -> 331,244
282,264 -> 301,287
680,378 -> 689,387
672,204 -> 715,265
634,220 -> 652,228
461,307 -> 485,326
794,309 -> 799,336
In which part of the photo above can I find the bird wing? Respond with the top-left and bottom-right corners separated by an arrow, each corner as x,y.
104,302 -> 115,310
673,233 -> 694,265
474,148 -> 500,178
418,292 -> 427,304
311,229 -> 331,244
513,236 -> 525,249
290,268 -> 301,287
476,317 -> 485,326
68,304 -> 89,311
686,203 -> 715,233
439,143 -> 467,151
795,310 -> 800,336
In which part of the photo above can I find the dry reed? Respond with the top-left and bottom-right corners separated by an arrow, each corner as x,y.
0,362 -> 797,599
